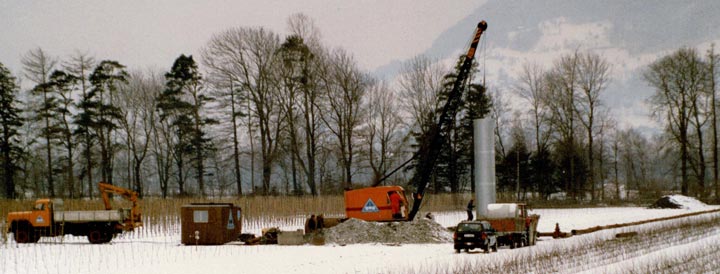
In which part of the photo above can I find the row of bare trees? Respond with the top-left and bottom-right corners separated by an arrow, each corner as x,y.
1,15 -> 718,200
503,46 -> 720,201
0,14 -> 420,198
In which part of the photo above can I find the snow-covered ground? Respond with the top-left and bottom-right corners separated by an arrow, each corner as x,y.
2,201 -> 718,274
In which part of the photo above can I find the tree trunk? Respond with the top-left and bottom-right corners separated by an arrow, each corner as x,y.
230,83 -> 242,196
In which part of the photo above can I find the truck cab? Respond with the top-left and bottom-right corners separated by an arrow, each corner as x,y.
7,199 -> 55,229
6,199 -> 60,243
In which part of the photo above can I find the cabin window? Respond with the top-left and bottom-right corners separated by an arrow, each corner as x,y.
193,210 -> 209,223
34,203 -> 44,211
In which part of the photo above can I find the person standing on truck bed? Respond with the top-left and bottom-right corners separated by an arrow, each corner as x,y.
467,199 -> 475,221
389,191 -> 403,219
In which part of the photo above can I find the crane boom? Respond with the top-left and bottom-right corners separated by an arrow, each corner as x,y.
98,182 -> 143,229
407,21 -> 488,221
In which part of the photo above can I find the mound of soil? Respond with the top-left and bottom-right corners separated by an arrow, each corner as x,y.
649,194 -> 708,209
323,217 -> 452,245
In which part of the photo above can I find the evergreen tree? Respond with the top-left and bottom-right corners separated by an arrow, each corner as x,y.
496,138 -> 531,199
530,145 -> 557,199
88,60 -> 128,186
0,63 -> 24,198
159,55 -> 215,196
423,55 -> 492,193
47,70 -> 79,198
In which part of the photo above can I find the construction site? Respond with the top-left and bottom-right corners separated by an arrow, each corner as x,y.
3,2 -> 720,273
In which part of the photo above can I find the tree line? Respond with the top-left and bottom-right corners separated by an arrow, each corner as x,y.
0,15 -> 718,201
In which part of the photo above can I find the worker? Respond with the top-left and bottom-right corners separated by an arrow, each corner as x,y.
466,199 -> 475,221
305,214 -> 316,233
316,214 -> 324,230
389,191 -> 403,219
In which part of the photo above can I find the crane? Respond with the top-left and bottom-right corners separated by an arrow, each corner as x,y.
98,182 -> 143,229
405,20 -> 488,221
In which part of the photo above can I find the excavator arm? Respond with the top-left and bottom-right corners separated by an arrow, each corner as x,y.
98,182 -> 143,229
407,21 -> 488,221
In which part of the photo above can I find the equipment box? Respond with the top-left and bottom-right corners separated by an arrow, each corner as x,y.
181,203 -> 242,245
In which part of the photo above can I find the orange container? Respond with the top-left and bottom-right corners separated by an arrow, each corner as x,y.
344,186 -> 409,221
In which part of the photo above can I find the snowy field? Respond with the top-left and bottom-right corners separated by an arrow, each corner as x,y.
2,203 -> 719,274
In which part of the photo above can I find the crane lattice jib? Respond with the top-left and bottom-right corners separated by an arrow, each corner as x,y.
407,21 -> 487,221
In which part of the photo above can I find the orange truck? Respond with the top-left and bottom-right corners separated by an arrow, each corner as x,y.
6,182 -> 142,244
477,203 -> 540,248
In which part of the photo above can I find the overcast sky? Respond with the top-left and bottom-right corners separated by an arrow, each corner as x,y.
1,0 -> 481,78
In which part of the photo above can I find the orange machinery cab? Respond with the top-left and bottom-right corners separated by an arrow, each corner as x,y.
344,186 -> 409,221
7,199 -> 53,228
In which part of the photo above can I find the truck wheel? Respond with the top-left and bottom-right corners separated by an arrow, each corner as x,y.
492,242 -> 498,252
88,229 -> 105,244
100,232 -> 114,243
14,229 -> 30,243
28,230 -> 40,243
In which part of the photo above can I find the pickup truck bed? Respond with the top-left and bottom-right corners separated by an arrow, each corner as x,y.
54,209 -> 130,223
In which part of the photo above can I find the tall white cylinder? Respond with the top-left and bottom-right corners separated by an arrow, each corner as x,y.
474,118 -> 495,219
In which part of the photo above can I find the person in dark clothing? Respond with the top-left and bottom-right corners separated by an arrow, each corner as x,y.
306,214 -> 316,233
389,191 -> 404,219
466,199 -> 475,221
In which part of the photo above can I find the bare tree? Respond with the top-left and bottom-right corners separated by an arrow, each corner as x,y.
646,47 -> 706,196
22,48 -> 58,197
317,49 -> 367,189
706,45 -> 719,200
515,62 -> 550,153
118,69 -> 162,197
362,79 -> 405,184
576,52 -> 611,200
397,56 -> 445,134
543,52 -> 587,199
203,27 -> 283,195
64,51 -> 96,198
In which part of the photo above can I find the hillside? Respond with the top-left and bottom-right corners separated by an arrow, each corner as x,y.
375,0 -> 720,132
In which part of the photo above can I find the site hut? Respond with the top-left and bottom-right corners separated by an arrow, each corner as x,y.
181,203 -> 242,245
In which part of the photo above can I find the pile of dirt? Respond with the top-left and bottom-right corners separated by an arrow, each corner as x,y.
322,217 -> 452,245
649,194 -> 709,210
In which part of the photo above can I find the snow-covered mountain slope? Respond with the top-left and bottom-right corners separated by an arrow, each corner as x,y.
375,0 -> 720,132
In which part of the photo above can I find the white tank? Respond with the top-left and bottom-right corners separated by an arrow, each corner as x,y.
485,203 -> 518,219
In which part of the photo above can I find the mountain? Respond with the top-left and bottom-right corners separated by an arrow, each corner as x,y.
374,0 -> 720,132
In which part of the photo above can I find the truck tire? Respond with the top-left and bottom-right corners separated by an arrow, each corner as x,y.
13,223 -> 38,244
87,225 -> 114,244
14,229 -> 30,243
87,229 -> 110,244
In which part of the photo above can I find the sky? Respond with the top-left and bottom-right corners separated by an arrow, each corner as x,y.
0,0 -> 481,78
